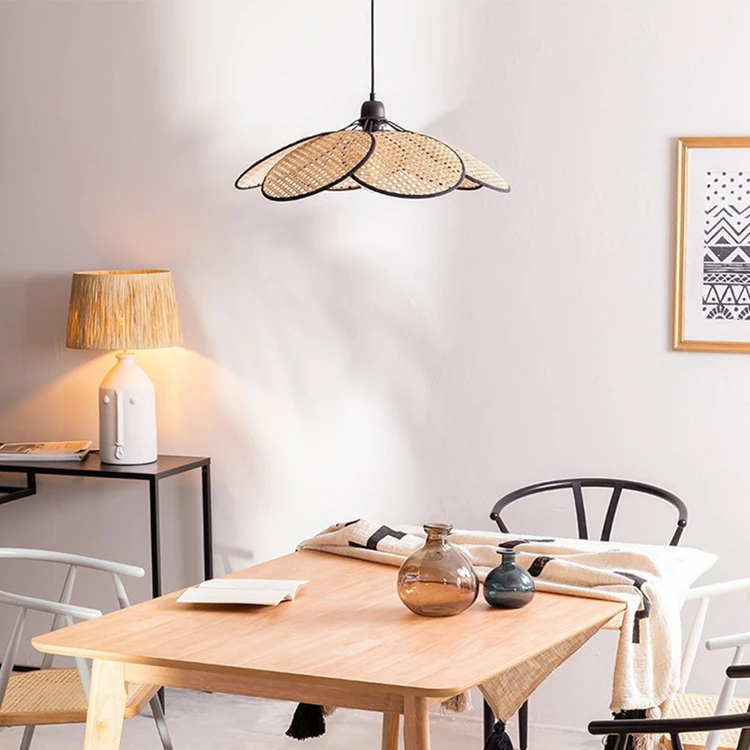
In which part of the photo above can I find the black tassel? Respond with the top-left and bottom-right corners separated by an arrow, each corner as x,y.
483,720 -> 514,750
603,709 -> 646,749
286,703 -> 326,740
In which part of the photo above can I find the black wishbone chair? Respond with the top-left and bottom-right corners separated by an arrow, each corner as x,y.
589,665 -> 750,750
485,478 -> 690,749
490,478 -> 689,547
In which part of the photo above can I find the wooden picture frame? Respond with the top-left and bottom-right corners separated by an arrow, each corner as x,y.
674,137 -> 750,352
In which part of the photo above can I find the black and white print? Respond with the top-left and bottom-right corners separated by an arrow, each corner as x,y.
703,170 -> 750,319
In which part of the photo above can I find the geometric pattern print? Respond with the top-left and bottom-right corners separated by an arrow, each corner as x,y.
703,170 -> 750,320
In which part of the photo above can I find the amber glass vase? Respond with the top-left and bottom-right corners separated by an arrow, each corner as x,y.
397,523 -> 478,617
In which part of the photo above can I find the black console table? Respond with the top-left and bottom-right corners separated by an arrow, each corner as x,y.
0,452 -> 213,600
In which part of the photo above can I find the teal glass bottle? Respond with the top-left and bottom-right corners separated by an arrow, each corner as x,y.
483,549 -> 535,609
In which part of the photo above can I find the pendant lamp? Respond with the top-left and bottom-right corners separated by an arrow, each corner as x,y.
235,0 -> 510,201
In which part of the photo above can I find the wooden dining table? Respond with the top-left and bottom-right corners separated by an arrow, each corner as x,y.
32,549 -> 625,749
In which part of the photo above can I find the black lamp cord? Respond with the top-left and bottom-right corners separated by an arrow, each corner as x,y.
369,0 -> 376,101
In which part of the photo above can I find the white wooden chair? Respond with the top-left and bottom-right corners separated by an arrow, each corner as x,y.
0,548 -> 173,750
662,577 -> 750,750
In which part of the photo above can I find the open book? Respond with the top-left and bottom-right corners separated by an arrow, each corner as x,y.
177,578 -> 308,606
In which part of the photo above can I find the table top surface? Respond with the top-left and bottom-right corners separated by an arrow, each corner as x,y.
33,550 -> 624,698
0,452 -> 209,479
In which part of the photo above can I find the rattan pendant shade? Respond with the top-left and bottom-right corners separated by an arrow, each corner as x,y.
235,1 -> 509,202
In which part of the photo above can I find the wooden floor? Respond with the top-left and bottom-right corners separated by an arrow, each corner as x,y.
0,688 -> 601,749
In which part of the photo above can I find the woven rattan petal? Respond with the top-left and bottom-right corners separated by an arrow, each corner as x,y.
451,147 -> 510,193
352,132 -> 464,198
262,131 -> 374,201
328,176 -> 361,191
235,134 -> 324,190
457,177 -> 482,191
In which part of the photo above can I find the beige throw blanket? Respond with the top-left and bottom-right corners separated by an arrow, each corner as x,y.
299,520 -> 716,746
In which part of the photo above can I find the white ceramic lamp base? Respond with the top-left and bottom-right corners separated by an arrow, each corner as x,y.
99,352 -> 158,465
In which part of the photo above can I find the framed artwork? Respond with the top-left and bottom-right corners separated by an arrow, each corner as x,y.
674,137 -> 750,352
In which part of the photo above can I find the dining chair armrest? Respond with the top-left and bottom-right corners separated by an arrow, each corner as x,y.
589,712 -> 750,737
706,632 -> 750,652
686,578 -> 750,601
0,589 -> 101,620
0,548 -> 144,578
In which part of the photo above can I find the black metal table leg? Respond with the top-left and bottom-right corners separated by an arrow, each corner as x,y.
148,478 -> 165,709
148,478 -> 162,599
201,463 -> 213,581
0,471 -> 37,506
519,699 -> 529,749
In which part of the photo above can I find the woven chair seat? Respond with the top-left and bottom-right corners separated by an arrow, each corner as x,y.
663,692 -> 750,750
0,668 -> 157,727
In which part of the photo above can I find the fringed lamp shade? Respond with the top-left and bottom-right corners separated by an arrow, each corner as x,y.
66,270 -> 183,351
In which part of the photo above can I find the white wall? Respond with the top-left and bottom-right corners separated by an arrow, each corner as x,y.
1,0 -> 750,732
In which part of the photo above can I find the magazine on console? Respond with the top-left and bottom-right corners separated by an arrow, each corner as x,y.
0,441 -> 92,462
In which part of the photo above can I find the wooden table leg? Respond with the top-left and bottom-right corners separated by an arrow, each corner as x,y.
83,660 -> 127,750
403,696 -> 430,750
382,712 -> 400,750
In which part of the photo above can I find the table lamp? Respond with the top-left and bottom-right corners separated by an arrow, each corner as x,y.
66,270 -> 183,465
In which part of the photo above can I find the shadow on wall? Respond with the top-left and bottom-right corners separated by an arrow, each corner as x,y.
0,275 -> 74,408
0,0 -> 445,572
416,0 -> 750,730
418,1 -> 686,526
